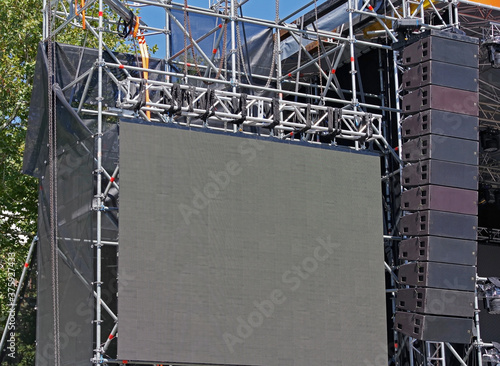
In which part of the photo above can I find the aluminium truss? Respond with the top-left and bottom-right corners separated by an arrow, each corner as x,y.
38,0 -> 500,365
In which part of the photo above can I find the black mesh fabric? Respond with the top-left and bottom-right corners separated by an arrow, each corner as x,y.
23,43 -> 145,365
34,87 -> 95,366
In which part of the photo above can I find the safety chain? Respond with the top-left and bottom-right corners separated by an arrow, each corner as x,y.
314,0 -> 323,94
264,0 -> 279,88
215,0 -> 229,81
184,0 -> 202,78
236,19 -> 241,85
236,15 -> 251,85
46,5 -> 61,366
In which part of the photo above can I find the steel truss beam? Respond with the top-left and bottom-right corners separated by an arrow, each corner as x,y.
478,226 -> 500,243
479,153 -> 500,186
84,63 -> 389,143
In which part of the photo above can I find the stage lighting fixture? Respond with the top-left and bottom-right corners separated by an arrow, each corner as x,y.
393,18 -> 421,39
480,128 -> 500,153
104,186 -> 119,208
479,278 -> 500,315
484,36 -> 500,68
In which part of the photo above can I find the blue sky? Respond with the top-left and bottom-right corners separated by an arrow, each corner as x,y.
181,0 -> 315,20
137,0 -> 323,56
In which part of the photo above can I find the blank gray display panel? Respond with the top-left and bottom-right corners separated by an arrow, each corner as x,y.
118,121 -> 387,366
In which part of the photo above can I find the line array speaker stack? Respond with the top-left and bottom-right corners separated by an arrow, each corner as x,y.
396,30 -> 479,344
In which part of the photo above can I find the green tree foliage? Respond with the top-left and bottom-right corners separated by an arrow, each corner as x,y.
0,0 -> 43,363
0,0 -> 134,363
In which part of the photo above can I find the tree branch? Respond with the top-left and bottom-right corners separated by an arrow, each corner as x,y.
0,105 -> 21,130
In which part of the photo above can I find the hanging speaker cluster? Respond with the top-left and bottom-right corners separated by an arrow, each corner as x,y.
396,30 -> 480,344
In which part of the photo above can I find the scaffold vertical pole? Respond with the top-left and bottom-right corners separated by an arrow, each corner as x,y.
347,0 -> 360,149
42,0 -> 49,39
347,0 -> 357,109
165,4 -> 171,83
378,47 -> 400,362
275,1 -> 284,131
230,0 -> 237,93
392,50 -> 403,174
393,46 -> 409,366
453,1 -> 460,28
475,285 -> 483,366
94,0 -> 104,362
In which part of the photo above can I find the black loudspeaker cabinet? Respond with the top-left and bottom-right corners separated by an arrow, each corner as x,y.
401,185 -> 478,215
396,29 -> 479,346
402,85 -> 478,116
402,110 -> 478,141
401,31 -> 479,68
399,236 -> 477,266
402,60 -> 478,92
402,160 -> 478,190
400,210 -> 478,240
395,311 -> 473,343
398,262 -> 476,291
396,288 -> 475,317
402,135 -> 478,165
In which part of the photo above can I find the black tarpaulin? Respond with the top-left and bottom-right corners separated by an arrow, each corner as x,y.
23,42 -> 149,365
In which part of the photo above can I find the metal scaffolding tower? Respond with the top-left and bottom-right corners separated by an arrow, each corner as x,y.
35,0 -> 500,365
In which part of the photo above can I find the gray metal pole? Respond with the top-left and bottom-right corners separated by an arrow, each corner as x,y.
93,0 -> 104,363
0,237 -> 38,355
475,285 -> 484,366
230,0 -> 237,93
347,0 -> 357,109
43,0 -> 48,39
165,4 -> 170,82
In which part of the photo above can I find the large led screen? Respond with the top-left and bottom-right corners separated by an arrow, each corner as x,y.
118,121 -> 387,366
